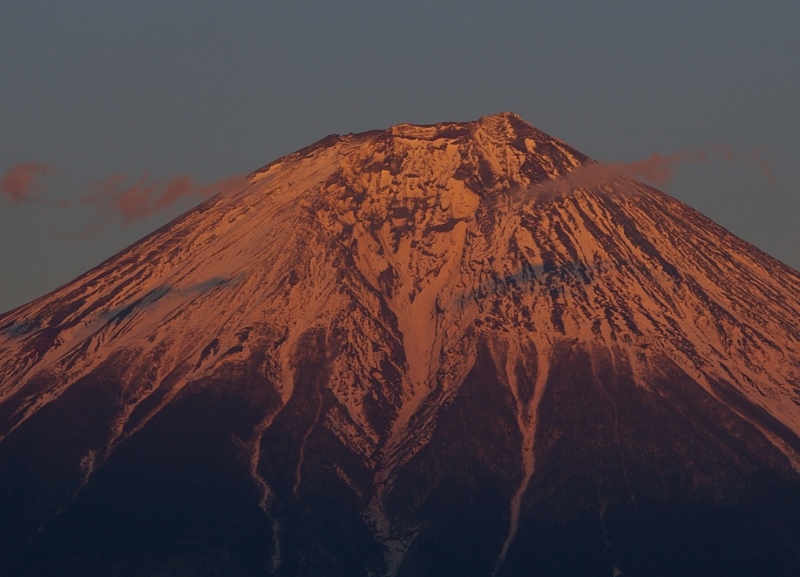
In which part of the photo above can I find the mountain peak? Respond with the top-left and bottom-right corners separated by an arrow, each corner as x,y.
252,113 -> 588,210
3,115 -> 800,575
477,110 -> 536,130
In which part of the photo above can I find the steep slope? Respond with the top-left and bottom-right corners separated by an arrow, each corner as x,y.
2,113 -> 800,576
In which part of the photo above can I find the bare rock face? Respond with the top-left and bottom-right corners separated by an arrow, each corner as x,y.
2,113 -> 800,576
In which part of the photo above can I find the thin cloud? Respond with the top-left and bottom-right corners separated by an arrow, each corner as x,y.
0,163 -> 53,203
10,167 -> 248,225
516,145 -> 775,202
708,144 -> 776,185
108,174 -> 248,223
607,148 -> 709,184
87,174 -> 197,224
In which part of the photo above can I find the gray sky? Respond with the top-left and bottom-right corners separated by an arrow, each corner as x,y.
1,2 -> 798,314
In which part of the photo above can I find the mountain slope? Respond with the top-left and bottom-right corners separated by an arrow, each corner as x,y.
2,113 -> 800,576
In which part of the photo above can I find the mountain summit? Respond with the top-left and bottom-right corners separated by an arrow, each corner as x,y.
2,113 -> 800,576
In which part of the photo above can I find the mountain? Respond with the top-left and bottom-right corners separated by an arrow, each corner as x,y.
2,112 -> 800,576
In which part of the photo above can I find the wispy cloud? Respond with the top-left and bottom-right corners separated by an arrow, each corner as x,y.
0,163 -> 54,203
2,164 -> 247,226
67,173 -> 248,224
708,144 -> 775,185
605,148 -> 710,184
516,145 -> 775,201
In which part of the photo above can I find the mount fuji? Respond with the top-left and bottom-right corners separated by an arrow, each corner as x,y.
2,113 -> 800,576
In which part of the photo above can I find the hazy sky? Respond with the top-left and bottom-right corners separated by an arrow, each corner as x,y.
1,2 -> 798,314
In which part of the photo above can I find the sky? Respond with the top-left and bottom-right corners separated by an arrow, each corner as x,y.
1,1 -> 798,314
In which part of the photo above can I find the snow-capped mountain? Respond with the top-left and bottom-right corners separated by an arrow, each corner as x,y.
2,113 -> 800,576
